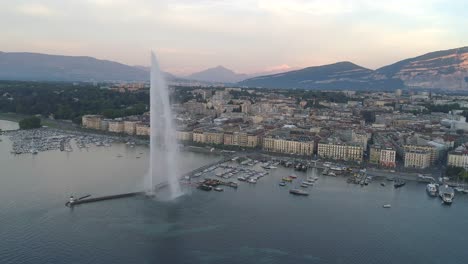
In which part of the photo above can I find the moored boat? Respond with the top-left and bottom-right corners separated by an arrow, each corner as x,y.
302,180 -> 314,186
282,177 -> 293,182
394,179 -> 406,188
289,189 -> 309,196
279,182 -> 286,186
198,184 -> 213,191
439,185 -> 454,205
426,183 -> 438,197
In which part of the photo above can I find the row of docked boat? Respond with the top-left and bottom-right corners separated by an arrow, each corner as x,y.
301,176 -> 319,188
426,183 -> 456,205
278,174 -> 319,196
197,178 -> 238,192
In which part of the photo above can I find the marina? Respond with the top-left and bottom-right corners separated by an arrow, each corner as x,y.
3,128 -> 125,155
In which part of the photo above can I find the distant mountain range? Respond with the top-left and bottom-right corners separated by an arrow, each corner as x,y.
240,46 -> 468,90
0,51 -> 149,82
239,61 -> 403,90
1,47 -> 467,90
187,65 -> 248,83
372,47 -> 468,90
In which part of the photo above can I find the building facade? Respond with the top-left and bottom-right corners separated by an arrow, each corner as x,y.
404,144 -> 437,165
124,121 -> 137,135
263,137 -> 314,156
176,131 -> 193,142
82,115 -> 103,130
404,151 -> 431,169
108,120 -> 124,133
193,129 -> 206,143
317,142 -> 363,162
369,145 -> 396,167
447,146 -> 468,169
204,130 -> 224,145
135,123 -> 150,136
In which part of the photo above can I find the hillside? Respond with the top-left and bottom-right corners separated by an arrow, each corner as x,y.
187,65 -> 248,83
374,46 -> 468,89
239,61 -> 403,90
0,52 -> 148,82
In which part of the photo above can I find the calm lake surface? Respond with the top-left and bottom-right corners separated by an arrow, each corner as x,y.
1,120 -> 467,264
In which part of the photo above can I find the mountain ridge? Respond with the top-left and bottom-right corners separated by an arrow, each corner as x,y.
240,46 -> 468,90
0,51 -> 148,82
187,65 -> 248,83
1,47 -> 467,90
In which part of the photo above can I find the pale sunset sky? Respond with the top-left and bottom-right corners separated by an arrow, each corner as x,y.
1,0 -> 467,75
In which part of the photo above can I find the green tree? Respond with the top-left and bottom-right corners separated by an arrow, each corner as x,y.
19,116 -> 41,129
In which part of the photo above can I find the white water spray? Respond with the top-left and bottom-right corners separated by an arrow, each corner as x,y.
147,52 -> 182,199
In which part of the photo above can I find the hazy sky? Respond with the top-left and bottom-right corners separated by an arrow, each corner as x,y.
1,0 -> 467,75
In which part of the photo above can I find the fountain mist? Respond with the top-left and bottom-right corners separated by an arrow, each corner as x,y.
147,52 -> 182,199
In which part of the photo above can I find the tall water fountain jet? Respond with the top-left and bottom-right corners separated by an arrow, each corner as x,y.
147,52 -> 182,199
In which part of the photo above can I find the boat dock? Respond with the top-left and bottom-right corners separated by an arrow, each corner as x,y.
182,155 -> 234,178
66,192 -> 143,207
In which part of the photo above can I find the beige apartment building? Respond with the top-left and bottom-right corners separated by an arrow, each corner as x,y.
204,130 -> 224,145
404,150 -> 431,169
193,129 -> 206,143
247,134 -> 261,148
82,115 -> 103,130
317,142 -> 363,162
135,123 -> 150,136
447,147 -> 468,169
124,121 -> 137,135
369,145 -> 396,167
176,131 -> 193,142
263,137 -> 314,156
108,120 -> 124,133
403,144 -> 437,165
224,131 -> 262,148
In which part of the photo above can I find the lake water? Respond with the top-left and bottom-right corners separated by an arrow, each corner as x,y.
1,120 -> 467,264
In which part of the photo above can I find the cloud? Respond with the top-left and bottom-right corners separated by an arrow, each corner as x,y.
17,3 -> 57,17
264,64 -> 293,72
257,0 -> 353,16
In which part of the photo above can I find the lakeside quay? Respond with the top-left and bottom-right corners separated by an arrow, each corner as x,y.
1,118 -> 447,185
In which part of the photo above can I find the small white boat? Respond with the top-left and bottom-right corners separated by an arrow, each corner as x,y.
302,180 -> 314,186
247,178 -> 257,184
214,187 -> 224,192
426,183 -> 438,197
383,204 -> 391,208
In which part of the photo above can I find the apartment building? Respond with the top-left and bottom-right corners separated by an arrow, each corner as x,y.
82,115 -> 103,130
404,150 -> 431,169
263,136 -> 314,156
317,141 -> 363,162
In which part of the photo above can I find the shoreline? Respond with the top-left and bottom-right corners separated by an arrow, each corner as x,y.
0,117 -> 454,185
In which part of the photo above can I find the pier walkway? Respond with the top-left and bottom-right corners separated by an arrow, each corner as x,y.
182,154 -> 234,178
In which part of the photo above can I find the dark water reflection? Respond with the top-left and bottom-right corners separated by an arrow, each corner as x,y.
1,122 -> 467,264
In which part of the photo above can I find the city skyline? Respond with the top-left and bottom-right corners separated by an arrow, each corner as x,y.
1,0 -> 467,75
